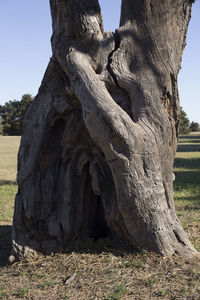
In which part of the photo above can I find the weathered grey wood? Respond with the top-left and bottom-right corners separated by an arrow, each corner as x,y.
11,0 -> 197,260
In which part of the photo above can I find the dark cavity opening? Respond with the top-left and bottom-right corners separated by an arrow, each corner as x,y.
40,117 -> 66,172
82,163 -> 109,241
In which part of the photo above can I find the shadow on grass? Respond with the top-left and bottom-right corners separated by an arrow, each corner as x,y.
0,180 -> 17,186
179,135 -> 200,140
175,194 -> 200,203
174,170 -> 200,185
182,203 -> 200,211
0,233 -> 138,265
62,236 -> 139,258
174,158 -> 200,169
0,225 -> 12,267
178,140 -> 200,144
177,144 -> 200,152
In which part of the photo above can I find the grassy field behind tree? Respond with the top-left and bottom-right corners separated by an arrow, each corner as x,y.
0,134 -> 200,299
0,136 -> 19,268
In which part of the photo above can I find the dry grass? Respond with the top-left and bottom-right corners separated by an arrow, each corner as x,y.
0,134 -> 200,299
0,136 -> 19,271
0,136 -> 20,223
0,249 -> 200,300
0,136 -> 20,183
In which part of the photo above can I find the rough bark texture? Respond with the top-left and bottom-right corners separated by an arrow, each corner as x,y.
11,0 -> 197,260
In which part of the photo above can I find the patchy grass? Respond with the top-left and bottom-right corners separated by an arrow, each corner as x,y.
105,284 -> 127,299
0,250 -> 200,299
0,134 -> 200,299
12,287 -> 29,298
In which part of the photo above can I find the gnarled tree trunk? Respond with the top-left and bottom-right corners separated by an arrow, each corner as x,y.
11,0 -> 197,260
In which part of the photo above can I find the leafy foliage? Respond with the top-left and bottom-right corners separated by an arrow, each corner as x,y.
0,118 -> 3,135
190,121 -> 200,132
179,107 -> 190,134
0,94 -> 33,136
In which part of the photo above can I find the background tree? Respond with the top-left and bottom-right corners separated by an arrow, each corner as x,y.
0,94 -> 33,136
11,0 -> 197,261
0,118 -> 3,135
190,121 -> 200,132
179,107 -> 190,134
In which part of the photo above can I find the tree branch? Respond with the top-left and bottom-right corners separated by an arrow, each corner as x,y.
120,0 -> 193,74
66,48 -> 144,160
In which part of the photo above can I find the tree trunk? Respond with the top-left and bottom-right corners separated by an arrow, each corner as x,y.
11,0 -> 197,260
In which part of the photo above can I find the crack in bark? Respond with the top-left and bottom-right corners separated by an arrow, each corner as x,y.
106,31 -> 135,120
163,181 -> 171,209
173,230 -> 186,246
107,30 -> 121,87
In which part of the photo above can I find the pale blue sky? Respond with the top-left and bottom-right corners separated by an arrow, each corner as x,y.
0,0 -> 199,123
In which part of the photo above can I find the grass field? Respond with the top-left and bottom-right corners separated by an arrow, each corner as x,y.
174,133 -> 200,253
0,134 -> 200,299
0,136 -> 20,270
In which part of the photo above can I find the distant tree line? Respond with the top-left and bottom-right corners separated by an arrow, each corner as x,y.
0,94 -> 33,136
190,121 -> 200,132
179,107 -> 200,134
0,118 -> 3,135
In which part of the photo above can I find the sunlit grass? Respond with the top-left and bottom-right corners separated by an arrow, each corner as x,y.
0,136 -> 19,226
0,136 -> 20,183
0,184 -> 17,224
174,132 -> 200,251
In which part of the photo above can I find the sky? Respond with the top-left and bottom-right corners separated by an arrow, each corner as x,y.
0,0 -> 199,123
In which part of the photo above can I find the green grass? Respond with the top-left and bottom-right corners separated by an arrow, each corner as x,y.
174,132 -> 200,251
105,284 -> 127,300
0,286 -> 5,300
12,287 -> 29,298
39,279 -> 56,290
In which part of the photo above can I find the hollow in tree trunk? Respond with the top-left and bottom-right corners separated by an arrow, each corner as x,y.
11,0 -> 198,260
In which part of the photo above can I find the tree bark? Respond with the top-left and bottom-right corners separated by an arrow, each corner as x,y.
11,0 -> 197,260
